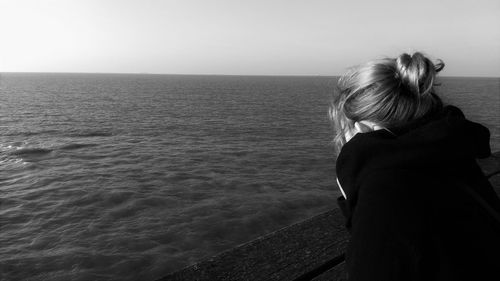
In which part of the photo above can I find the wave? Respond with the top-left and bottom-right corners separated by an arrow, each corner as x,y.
68,131 -> 113,138
7,143 -> 98,157
59,143 -> 98,150
10,148 -> 53,156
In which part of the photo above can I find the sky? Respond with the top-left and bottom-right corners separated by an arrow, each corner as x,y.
0,0 -> 499,76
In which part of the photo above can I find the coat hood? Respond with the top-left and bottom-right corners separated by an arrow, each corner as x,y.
336,105 -> 491,200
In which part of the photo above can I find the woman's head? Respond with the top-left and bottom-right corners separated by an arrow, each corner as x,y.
330,52 -> 445,152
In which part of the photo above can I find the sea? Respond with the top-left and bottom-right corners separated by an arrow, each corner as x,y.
1,74 -> 499,281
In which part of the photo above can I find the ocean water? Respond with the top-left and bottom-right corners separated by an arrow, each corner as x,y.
0,74 -> 498,281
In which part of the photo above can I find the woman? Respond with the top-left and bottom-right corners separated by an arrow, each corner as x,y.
330,52 -> 500,281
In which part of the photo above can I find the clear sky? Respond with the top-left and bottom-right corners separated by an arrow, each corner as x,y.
1,0 -> 499,76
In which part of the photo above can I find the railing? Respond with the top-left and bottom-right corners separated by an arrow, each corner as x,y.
158,151 -> 500,281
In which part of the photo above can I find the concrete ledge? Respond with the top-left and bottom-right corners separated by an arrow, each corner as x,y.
479,151 -> 500,193
158,208 -> 349,281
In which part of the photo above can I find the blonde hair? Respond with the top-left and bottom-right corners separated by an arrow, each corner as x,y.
330,52 -> 445,152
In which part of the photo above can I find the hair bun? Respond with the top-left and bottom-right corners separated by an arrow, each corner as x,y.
395,52 -> 444,96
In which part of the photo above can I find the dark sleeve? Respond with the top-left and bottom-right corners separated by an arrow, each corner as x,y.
346,171 -> 428,281
466,121 -> 490,159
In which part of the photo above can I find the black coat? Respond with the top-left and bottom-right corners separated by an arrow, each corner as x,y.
336,106 -> 500,281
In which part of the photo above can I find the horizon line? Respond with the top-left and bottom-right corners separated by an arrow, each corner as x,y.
1,71 -> 499,79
